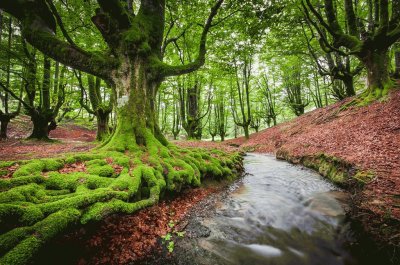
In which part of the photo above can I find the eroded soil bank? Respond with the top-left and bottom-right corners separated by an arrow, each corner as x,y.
223,89 -> 400,260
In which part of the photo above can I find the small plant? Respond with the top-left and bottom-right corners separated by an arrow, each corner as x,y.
161,218 -> 186,253
167,241 -> 175,253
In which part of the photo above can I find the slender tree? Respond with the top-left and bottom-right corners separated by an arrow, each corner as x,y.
75,71 -> 113,141
231,58 -> 252,139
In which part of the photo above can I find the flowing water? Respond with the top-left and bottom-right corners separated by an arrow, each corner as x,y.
182,153 -> 364,265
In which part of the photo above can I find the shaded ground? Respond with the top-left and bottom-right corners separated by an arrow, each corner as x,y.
0,116 -> 96,160
31,182 -> 231,265
225,89 -> 400,249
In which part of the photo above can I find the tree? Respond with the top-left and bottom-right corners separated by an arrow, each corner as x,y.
0,0 -> 224,148
0,2 -> 242,264
302,0 -> 400,98
75,71 -> 114,141
0,15 -> 20,139
283,63 -> 309,116
178,74 -> 211,140
231,58 -> 252,139
258,73 -> 278,127
303,25 -> 363,99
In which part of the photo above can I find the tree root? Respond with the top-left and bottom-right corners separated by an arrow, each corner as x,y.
0,144 -> 243,265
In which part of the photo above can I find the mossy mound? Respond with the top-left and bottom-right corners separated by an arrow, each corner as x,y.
0,144 -> 243,265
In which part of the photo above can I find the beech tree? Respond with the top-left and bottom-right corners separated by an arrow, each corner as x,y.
0,0 -> 224,148
0,2 -> 243,264
302,0 -> 400,98
75,72 -> 113,141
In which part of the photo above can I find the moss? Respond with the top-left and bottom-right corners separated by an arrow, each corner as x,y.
86,164 -> 115,178
0,175 -> 45,191
12,160 -> 45,178
0,184 -> 45,204
354,170 -> 375,184
0,161 -> 15,169
42,159 -> 63,171
0,141 -> 243,264
0,209 -> 80,265
85,159 -> 107,166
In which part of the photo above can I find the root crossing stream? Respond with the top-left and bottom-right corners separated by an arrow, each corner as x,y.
172,153 -> 374,265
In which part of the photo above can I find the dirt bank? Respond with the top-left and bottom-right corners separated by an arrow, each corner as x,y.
225,89 -> 400,253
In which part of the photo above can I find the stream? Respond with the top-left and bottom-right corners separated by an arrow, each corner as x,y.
169,153 -> 385,265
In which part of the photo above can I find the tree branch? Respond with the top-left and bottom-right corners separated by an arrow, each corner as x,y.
0,81 -> 32,111
157,0 -> 224,78
0,0 -> 118,82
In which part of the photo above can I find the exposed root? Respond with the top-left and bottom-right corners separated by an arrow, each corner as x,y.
0,141 -> 243,265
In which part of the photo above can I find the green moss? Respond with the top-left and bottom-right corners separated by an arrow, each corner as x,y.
85,159 -> 107,166
354,170 -> 375,184
12,160 -> 45,178
0,141 -> 243,264
86,164 -> 115,178
0,161 -> 15,169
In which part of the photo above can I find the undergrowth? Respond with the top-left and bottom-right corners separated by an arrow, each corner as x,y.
0,144 -> 242,265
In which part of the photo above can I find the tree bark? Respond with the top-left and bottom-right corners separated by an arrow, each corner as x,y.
102,57 -> 167,151
362,50 -> 391,96
243,125 -> 249,140
96,110 -> 111,141
29,113 -> 51,140
395,50 -> 400,78
0,116 -> 10,139
343,76 -> 356,97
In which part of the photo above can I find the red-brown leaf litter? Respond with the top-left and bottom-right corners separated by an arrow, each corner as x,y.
0,89 -> 399,259
0,116 -> 96,161
224,89 -> 400,246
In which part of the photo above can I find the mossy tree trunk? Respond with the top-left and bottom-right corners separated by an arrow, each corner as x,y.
342,75 -> 355,97
361,50 -> 392,97
29,111 -> 54,140
0,0 -> 224,148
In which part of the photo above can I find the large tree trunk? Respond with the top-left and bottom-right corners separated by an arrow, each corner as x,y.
96,111 -> 110,141
342,76 -> 356,97
362,50 -> 391,96
102,57 -> 167,151
29,113 -> 51,140
243,124 -> 250,140
0,115 -> 10,139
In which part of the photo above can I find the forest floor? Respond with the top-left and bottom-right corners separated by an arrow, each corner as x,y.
1,88 -> 399,261
0,115 -> 96,161
223,88 -> 400,250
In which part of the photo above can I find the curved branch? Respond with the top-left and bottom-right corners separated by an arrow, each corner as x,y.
0,81 -> 33,111
157,0 -> 224,78
0,0 -> 118,82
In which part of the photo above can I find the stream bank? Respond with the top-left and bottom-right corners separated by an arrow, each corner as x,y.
142,154 -> 395,265
224,90 -> 400,258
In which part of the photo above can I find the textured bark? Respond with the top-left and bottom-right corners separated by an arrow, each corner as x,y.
395,50 -> 400,78
0,116 -> 10,139
29,113 -> 52,139
1,0 -> 224,146
362,51 -> 391,94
